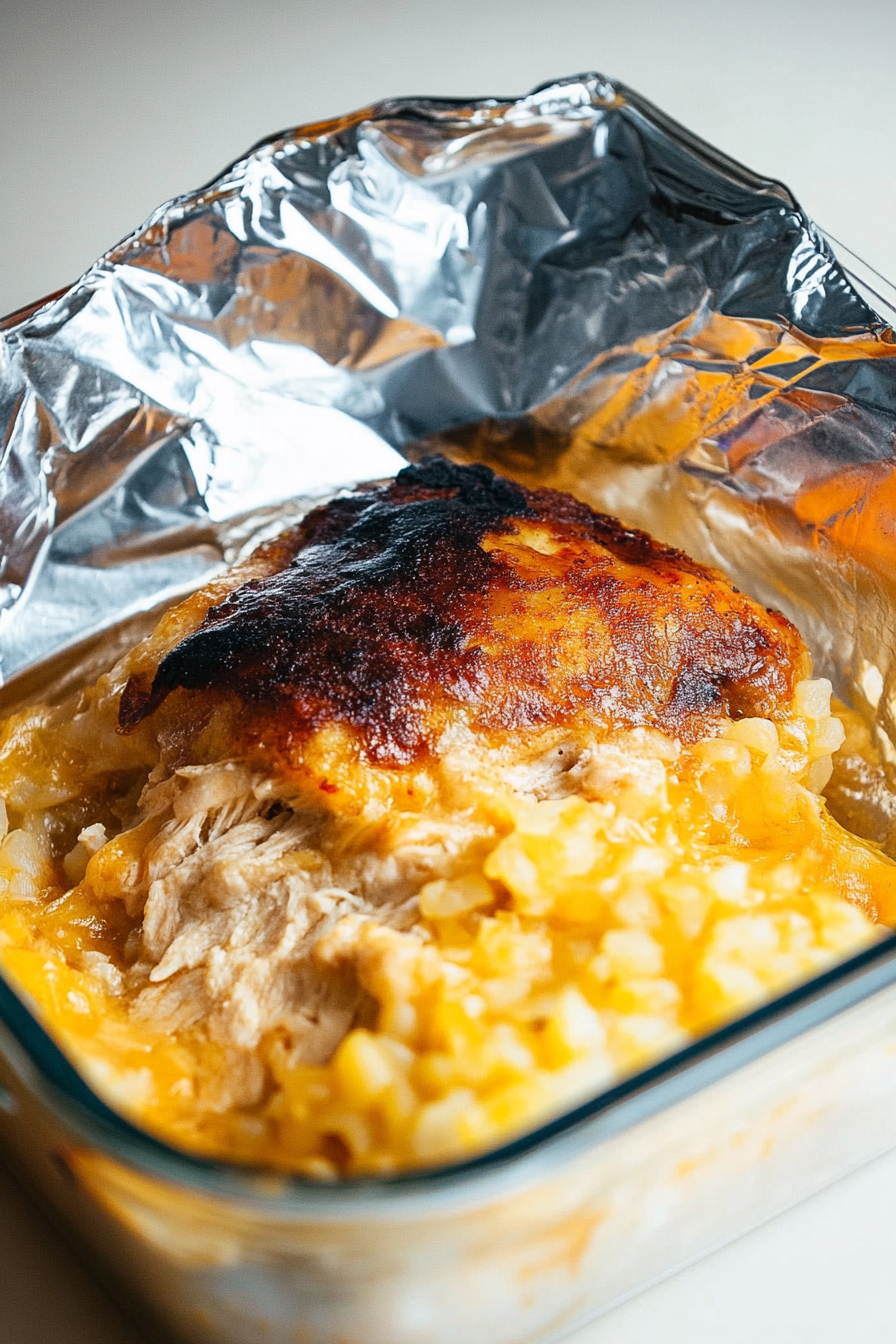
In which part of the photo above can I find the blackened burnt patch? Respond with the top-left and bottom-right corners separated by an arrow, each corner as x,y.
121,459 -> 533,760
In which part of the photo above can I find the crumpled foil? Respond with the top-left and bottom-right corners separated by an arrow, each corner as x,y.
1,73 -> 895,786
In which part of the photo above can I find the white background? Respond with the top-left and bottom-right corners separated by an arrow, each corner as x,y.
3,0 -> 896,315
2,1 -> 896,1340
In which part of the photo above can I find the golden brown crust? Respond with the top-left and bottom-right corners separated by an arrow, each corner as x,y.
119,458 -> 809,765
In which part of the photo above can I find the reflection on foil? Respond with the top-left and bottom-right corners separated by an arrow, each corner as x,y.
1,73 -> 896,763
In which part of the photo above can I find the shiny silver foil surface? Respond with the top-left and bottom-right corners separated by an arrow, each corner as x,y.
1,72 -> 895,767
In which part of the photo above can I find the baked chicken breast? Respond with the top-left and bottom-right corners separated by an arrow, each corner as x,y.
119,455 -> 807,773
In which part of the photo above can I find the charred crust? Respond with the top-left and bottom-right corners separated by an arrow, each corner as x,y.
118,671 -> 160,732
119,457 -> 806,763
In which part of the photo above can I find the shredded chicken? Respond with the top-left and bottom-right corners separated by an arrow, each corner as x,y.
114,764 -> 433,1067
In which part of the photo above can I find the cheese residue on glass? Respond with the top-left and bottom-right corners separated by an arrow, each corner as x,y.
0,460 -> 893,1176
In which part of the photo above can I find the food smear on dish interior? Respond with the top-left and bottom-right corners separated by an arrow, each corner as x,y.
0,457 -> 893,1176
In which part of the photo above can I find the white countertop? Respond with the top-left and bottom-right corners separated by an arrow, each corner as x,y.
2,2 -> 896,1340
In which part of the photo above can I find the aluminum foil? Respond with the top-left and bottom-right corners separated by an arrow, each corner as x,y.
2,72 -> 896,775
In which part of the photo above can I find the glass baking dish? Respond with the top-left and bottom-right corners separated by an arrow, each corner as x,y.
3,72 -> 896,1343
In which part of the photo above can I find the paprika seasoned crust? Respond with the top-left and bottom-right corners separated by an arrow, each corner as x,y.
119,457 -> 808,769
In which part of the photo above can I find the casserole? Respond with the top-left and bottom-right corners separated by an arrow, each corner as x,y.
2,72 -> 896,1343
